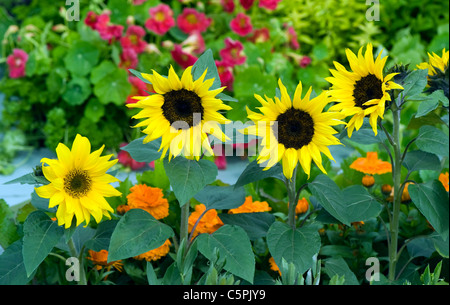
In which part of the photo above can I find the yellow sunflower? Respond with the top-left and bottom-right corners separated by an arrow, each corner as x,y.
127,65 -> 231,160
417,48 -> 449,76
326,43 -> 403,137
35,134 -> 122,228
242,79 -> 345,180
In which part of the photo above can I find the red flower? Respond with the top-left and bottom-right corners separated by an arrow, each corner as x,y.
214,154 -> 227,170
230,12 -> 253,36
299,55 -> 312,68
171,44 -> 198,69
119,48 -> 138,70
239,0 -> 255,10
145,3 -> 175,36
216,60 -> 234,91
248,27 -> 270,43
219,37 -> 246,66
6,49 -> 29,79
120,25 -> 147,54
259,0 -> 282,10
133,0 -> 147,4
177,8 -> 211,34
221,0 -> 235,13
286,25 -> 300,50
84,11 -> 98,29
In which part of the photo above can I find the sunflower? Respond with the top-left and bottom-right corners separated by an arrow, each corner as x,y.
242,79 -> 345,180
127,65 -> 231,160
35,134 -> 121,228
417,49 -> 449,76
326,43 -> 403,137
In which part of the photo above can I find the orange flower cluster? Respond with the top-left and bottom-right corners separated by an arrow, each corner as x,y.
118,184 -> 169,220
228,196 -> 272,214
188,204 -> 224,237
86,249 -> 123,273
134,239 -> 172,262
350,152 -> 392,175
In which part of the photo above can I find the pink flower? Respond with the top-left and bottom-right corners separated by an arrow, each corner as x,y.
230,12 -> 253,36
216,60 -> 234,91
6,49 -> 29,79
181,31 -> 205,54
214,154 -> 227,170
120,25 -> 147,54
133,0 -> 147,5
248,27 -> 270,43
118,143 -> 147,170
219,38 -> 246,66
259,0 -> 282,10
221,0 -> 235,13
145,4 -> 175,36
119,48 -> 138,70
171,44 -> 198,69
299,56 -> 312,68
286,25 -> 300,50
239,0 -> 255,10
84,11 -> 98,29
177,8 -> 211,34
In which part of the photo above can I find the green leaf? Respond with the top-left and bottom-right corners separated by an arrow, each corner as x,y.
431,233 -> 449,258
164,157 -> 218,206
194,185 -> 246,210
22,211 -> 64,276
129,68 -> 152,85
62,77 -> 91,106
85,220 -> 118,252
403,150 -> 441,173
121,136 -> 162,163
219,212 -> 275,240
401,68 -> 429,98
235,159 -> 284,188
63,41 -> 100,77
91,60 -> 117,85
191,49 -> 221,90
267,222 -> 321,275
93,68 -> 131,105
406,237 -> 436,258
415,125 -> 449,157
413,90 -> 449,117
324,257 -> 359,285
409,180 -> 449,240
84,98 -> 105,123
5,172 -> 49,185
0,199 -> 19,249
108,209 -> 174,262
341,185 -> 383,223
0,240 -> 34,285
197,225 -> 255,283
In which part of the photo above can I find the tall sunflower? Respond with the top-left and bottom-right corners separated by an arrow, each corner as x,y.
242,79 -> 345,180
127,65 -> 231,160
35,134 -> 121,228
326,43 -> 403,137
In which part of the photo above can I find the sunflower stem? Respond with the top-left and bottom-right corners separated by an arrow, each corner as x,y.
286,167 -> 298,230
179,201 -> 190,255
67,238 -> 87,285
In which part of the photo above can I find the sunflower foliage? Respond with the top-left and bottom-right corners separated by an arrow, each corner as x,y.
0,1 -> 449,287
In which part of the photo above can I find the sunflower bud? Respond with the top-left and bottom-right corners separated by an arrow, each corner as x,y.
362,175 -> 375,188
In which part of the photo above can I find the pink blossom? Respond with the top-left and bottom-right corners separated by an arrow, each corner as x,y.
177,8 -> 211,34
145,4 -> 175,36
171,44 -> 198,69
181,31 -> 205,55
248,27 -> 270,43
259,0 -> 282,10
84,11 -> 98,29
214,154 -> 227,170
239,0 -> 255,10
286,25 -> 300,50
119,48 -> 138,70
221,0 -> 235,13
132,0 -> 147,5
216,60 -> 234,91
6,49 -> 29,79
120,25 -> 147,54
219,38 -> 246,66
299,56 -> 312,68
230,12 -> 253,36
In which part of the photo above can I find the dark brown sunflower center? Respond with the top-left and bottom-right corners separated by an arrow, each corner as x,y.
273,108 -> 315,150
64,169 -> 91,198
353,74 -> 383,110
162,89 -> 204,129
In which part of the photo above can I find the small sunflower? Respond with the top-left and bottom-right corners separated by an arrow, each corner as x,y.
326,43 -> 403,137
417,49 -> 449,76
127,65 -> 231,160
35,134 -> 121,228
242,79 -> 345,180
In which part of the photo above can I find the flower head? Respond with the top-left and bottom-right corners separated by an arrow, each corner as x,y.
230,12 -> 253,36
188,204 -> 224,237
216,60 -> 234,91
127,65 -> 231,160
326,43 -> 403,137
126,76 -> 152,104
171,44 -> 198,69
119,48 -> 138,70
145,4 -> 175,36
87,249 -> 123,272
125,184 -> 169,219
240,0 -> 255,10
417,49 -> 449,98
350,151 -> 392,175
242,79 -> 345,179
219,37 -> 246,66
177,8 -> 211,34
120,25 -> 147,54
35,134 -> 121,228
228,196 -> 272,214
248,28 -> 270,44
295,197 -> 309,214
6,49 -> 29,79
285,25 -> 300,50
259,0 -> 282,10
221,0 -> 235,13
133,239 -> 171,261
439,172 -> 449,192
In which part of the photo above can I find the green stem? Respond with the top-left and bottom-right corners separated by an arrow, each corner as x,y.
67,238 -> 87,285
388,106 -> 402,282
179,201 -> 190,250
286,167 -> 298,230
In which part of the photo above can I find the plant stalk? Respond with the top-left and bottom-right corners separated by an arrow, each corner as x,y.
286,167 -> 298,230
179,201 -> 190,251
67,238 -> 87,285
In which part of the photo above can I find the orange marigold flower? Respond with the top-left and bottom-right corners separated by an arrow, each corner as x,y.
439,172 -> 449,192
362,175 -> 375,188
387,182 -> 412,203
86,249 -> 123,272
269,257 -> 281,276
295,197 -> 309,214
350,152 -> 392,175
126,184 -> 169,219
381,184 -> 392,195
188,204 -> 224,237
228,196 -> 272,214
134,239 -> 172,262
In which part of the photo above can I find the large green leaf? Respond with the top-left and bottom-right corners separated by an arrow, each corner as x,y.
415,125 -> 449,157
108,209 -> 174,262
403,150 -> 442,173
409,180 -> 449,240
266,221 -> 321,275
0,199 -> 19,249
0,240 -> 34,285
164,157 -> 218,206
63,41 -> 100,76
62,77 -> 91,106
121,136 -> 162,163
22,211 -> 64,276
194,185 -> 246,210
235,159 -> 284,188
219,212 -> 275,240
197,225 -> 255,283
323,256 -> 359,285
401,68 -> 429,98
85,220 -> 118,252
93,68 -> 131,105
341,185 -> 383,223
